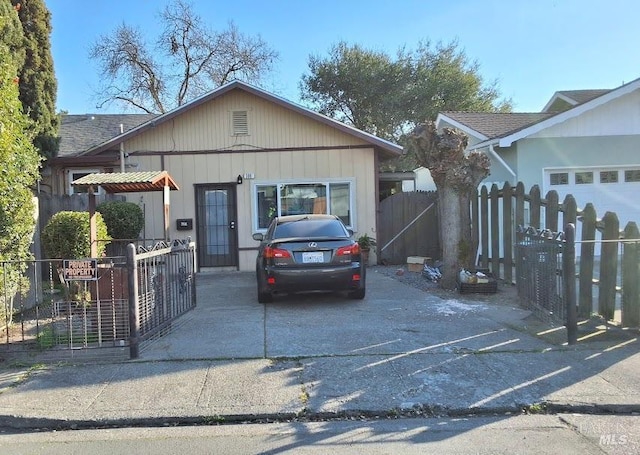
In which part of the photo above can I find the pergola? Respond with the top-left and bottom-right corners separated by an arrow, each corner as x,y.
71,171 -> 180,257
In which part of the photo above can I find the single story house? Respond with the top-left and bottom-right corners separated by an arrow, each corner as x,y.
46,81 -> 403,270
435,77 -> 640,229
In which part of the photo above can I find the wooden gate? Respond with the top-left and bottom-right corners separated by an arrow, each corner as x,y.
377,191 -> 440,265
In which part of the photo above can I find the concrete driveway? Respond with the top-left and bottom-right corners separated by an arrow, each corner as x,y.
1,267 -> 638,426
141,268 -> 542,361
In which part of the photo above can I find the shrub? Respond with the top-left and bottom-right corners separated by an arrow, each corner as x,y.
41,211 -> 110,259
97,200 -> 144,240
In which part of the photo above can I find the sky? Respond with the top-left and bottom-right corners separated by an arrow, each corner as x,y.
47,0 -> 640,115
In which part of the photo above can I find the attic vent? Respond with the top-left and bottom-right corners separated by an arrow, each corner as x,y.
232,110 -> 249,136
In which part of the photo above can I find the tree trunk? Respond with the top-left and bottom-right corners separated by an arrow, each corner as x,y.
439,187 -> 464,289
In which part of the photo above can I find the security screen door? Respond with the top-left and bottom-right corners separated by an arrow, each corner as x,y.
196,184 -> 238,267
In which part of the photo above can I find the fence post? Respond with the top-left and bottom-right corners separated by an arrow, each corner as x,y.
564,224 -> 577,345
546,191 -> 559,232
530,185 -> 541,229
490,184 -> 500,275
599,212 -> 619,321
480,186 -> 489,269
502,182 -> 513,283
563,194 -> 577,227
622,222 -> 640,328
127,243 -> 141,359
579,204 -> 596,317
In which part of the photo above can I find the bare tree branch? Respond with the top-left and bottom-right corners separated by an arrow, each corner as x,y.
89,0 -> 278,113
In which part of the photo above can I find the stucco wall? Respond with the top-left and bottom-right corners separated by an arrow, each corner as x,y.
514,135 -> 640,188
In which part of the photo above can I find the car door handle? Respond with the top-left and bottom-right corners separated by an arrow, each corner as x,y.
229,221 -> 236,230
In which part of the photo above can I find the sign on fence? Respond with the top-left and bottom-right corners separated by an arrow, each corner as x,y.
63,259 -> 98,281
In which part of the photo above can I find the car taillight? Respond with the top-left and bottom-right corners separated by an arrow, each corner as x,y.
336,243 -> 360,256
264,246 -> 292,259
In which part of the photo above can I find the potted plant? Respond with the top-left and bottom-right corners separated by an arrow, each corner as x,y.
357,234 -> 376,266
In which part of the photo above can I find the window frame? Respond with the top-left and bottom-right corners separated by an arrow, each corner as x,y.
625,169 -> 640,183
574,171 -> 594,185
599,170 -> 619,184
252,179 -> 356,233
67,168 -> 103,195
549,172 -> 569,186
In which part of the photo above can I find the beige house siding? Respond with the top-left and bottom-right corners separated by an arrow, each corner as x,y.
117,89 -> 379,271
123,90 -> 365,152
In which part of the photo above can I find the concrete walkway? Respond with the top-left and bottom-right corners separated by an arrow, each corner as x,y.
0,269 -> 639,431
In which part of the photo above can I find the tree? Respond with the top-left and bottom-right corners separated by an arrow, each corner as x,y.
0,0 -> 24,68
408,122 -> 489,289
0,30 -> 42,320
89,0 -> 278,114
10,0 -> 60,159
300,40 -> 511,169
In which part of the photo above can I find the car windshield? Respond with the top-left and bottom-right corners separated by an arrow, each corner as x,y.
274,219 -> 348,239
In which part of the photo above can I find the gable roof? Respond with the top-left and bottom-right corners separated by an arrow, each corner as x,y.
77,81 -> 402,159
542,89 -> 611,112
59,114 -> 158,158
437,112 -> 552,141
437,76 -> 640,149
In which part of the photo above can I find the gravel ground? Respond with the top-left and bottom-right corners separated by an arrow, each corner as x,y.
369,264 -> 521,308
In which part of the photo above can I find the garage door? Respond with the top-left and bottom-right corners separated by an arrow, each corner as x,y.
544,167 -> 640,228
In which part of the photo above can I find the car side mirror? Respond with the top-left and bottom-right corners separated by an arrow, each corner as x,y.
347,228 -> 354,236
252,233 -> 264,241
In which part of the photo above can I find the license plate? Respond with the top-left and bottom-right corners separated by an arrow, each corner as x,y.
302,251 -> 324,263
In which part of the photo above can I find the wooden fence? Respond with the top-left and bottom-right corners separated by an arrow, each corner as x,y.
473,182 -> 640,328
377,191 -> 439,265
38,192 -> 124,231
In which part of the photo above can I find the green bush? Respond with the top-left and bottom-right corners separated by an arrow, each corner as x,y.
97,200 -> 144,240
41,211 -> 110,259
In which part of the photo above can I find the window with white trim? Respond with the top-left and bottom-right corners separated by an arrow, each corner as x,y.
625,169 -> 640,182
575,172 -> 593,184
550,172 -> 568,185
67,169 -> 102,195
254,181 -> 353,230
600,170 -> 618,183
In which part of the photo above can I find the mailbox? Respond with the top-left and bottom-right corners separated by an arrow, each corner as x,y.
176,218 -> 193,231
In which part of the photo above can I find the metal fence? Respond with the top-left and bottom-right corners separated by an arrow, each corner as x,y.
1,256 -> 130,360
128,239 -> 197,358
1,239 -> 196,361
514,226 -> 565,324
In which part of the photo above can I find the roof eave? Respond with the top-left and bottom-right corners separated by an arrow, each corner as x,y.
435,113 -> 489,141
498,78 -> 640,147
83,81 -> 403,157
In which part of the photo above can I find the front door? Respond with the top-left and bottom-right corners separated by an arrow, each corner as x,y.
196,184 -> 238,268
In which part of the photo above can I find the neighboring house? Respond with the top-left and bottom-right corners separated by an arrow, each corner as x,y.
435,78 -> 640,229
46,81 -> 402,271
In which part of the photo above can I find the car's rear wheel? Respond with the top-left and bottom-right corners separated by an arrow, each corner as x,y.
257,285 -> 273,304
348,287 -> 366,299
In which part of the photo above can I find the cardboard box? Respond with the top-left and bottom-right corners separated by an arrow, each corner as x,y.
407,256 -> 428,273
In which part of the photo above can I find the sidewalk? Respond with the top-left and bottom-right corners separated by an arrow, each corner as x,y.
0,269 -> 638,431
